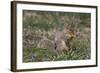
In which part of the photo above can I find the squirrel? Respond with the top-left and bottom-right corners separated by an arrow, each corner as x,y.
37,28 -> 79,54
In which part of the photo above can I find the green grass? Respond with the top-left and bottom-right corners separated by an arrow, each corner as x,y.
23,33 -> 90,62
23,46 -> 90,62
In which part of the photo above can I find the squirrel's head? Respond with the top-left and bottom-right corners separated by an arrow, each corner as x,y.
63,28 -> 80,40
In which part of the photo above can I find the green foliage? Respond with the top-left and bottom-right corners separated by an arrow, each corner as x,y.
23,47 -> 90,62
